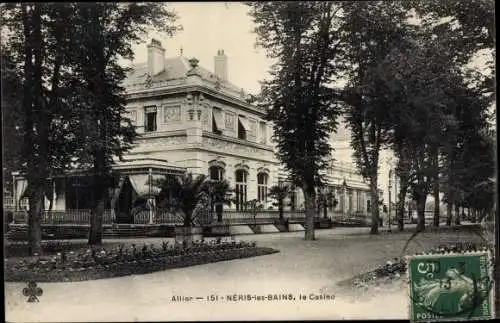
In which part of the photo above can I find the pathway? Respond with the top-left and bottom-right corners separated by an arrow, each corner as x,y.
6,224 -> 485,321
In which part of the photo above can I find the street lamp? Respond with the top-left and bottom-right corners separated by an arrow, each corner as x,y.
388,169 -> 393,232
342,179 -> 347,218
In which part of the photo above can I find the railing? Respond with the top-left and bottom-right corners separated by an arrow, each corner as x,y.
133,209 -> 184,225
4,197 -> 14,209
8,208 -> 455,226
8,209 -> 114,225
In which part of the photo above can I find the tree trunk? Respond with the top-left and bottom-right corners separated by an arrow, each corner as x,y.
302,182 -> 316,241
433,178 -> 440,227
416,192 -> 427,232
215,203 -> 223,222
28,185 -> 44,255
369,175 -> 380,234
446,203 -> 453,226
26,3 -> 48,256
88,196 -> 105,245
183,208 -> 193,227
88,173 -> 105,245
397,178 -> 408,231
455,203 -> 460,225
278,201 -> 284,220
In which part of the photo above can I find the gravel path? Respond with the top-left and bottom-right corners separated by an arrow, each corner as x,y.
6,224 -> 488,321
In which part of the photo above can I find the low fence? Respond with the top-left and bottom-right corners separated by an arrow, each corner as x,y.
217,210 -> 293,225
8,208 -> 424,226
8,209 -> 114,225
133,210 -> 184,225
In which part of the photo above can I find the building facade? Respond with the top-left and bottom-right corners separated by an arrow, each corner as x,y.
11,39 -> 374,219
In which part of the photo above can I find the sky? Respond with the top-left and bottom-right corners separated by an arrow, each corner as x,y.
126,2 -> 493,97
126,2 -> 274,95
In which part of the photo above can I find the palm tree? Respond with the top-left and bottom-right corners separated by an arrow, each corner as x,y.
204,179 -> 233,223
153,173 -> 208,227
317,190 -> 337,219
268,184 -> 290,220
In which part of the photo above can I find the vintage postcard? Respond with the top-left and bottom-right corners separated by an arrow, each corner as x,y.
3,1 -> 496,322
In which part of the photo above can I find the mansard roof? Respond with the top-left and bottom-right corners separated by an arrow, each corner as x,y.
123,55 -> 247,100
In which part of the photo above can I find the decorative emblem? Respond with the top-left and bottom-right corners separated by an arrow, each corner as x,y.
23,281 -> 43,302
145,75 -> 153,88
163,105 -> 181,122
225,112 -> 235,130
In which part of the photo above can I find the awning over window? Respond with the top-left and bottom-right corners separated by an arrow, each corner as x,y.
259,122 -> 267,143
212,108 -> 223,129
110,177 -> 126,209
15,178 -> 28,202
238,116 -> 250,130
128,174 -> 164,197
145,106 -> 157,113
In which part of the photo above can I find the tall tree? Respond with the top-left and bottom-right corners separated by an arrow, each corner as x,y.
247,1 -> 345,240
341,1 -> 411,234
1,49 -> 24,198
407,0 -> 495,227
68,3 -> 181,245
2,3 -> 80,254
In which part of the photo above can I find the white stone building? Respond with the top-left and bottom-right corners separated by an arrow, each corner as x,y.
12,39 -> 376,222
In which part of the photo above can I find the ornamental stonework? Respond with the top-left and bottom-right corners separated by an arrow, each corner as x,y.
163,105 -> 181,122
203,137 -> 270,158
225,112 -> 235,130
136,136 -> 187,148
202,108 -> 209,124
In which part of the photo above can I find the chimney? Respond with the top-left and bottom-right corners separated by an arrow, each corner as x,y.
214,49 -> 228,81
147,39 -> 165,76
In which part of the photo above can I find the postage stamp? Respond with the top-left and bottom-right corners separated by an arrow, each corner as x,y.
407,251 -> 494,322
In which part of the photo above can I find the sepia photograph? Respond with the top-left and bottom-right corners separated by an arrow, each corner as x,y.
2,1 -> 497,321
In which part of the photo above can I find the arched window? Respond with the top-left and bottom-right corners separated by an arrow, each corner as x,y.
289,186 -> 297,211
348,189 -> 353,213
257,173 -> 268,202
235,169 -> 248,210
209,166 -> 224,181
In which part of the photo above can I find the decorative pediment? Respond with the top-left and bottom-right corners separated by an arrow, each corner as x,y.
257,167 -> 270,175
234,160 -> 249,172
208,158 -> 226,169
184,93 -> 194,105
144,74 -> 153,88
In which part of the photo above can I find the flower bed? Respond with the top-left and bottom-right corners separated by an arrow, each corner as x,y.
4,240 -> 279,282
340,242 -> 492,290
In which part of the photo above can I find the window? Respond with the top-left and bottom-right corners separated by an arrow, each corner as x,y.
212,107 -> 223,134
367,199 -> 371,212
144,106 -> 157,132
348,189 -> 353,213
209,166 -> 224,181
235,169 -> 248,210
290,187 -> 297,211
357,191 -> 363,212
259,122 -> 267,144
257,173 -> 268,202
238,118 -> 247,140
335,188 -> 341,211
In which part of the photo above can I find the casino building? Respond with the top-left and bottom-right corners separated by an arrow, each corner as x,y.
12,39 -> 374,221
